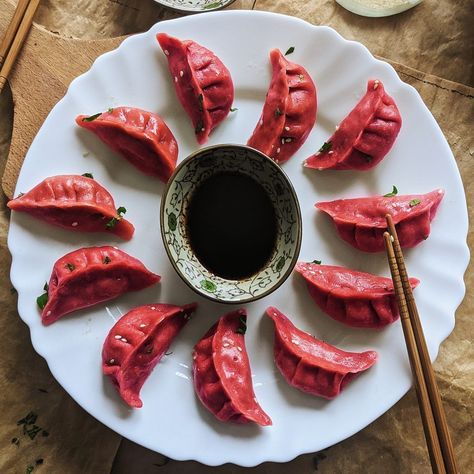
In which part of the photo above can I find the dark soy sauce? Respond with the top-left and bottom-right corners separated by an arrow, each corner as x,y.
186,171 -> 278,280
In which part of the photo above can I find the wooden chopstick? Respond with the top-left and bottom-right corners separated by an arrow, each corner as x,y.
384,214 -> 458,474
0,0 -> 30,66
0,0 -> 41,94
383,232 -> 446,473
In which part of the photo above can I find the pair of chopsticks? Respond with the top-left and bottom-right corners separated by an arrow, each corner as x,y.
384,215 -> 458,474
0,0 -> 41,94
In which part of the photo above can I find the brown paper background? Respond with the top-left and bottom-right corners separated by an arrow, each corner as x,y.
255,0 -> 474,87
32,0 -> 474,87
0,1 -> 472,473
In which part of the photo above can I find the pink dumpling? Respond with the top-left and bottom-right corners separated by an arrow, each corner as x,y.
316,189 -> 444,252
192,309 -> 271,426
102,303 -> 197,408
39,246 -> 160,325
157,33 -> 234,144
7,174 -> 135,240
76,107 -> 178,182
247,48 -> 317,163
305,79 -> 401,170
295,262 -> 419,328
267,306 -> 378,398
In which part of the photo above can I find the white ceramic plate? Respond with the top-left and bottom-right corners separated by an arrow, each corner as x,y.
8,11 -> 469,467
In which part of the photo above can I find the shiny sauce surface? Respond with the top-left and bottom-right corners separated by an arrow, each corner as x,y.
186,172 -> 277,280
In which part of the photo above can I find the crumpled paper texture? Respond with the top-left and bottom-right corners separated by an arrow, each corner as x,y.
0,0 -> 472,473
255,0 -> 474,87
32,0 -> 474,87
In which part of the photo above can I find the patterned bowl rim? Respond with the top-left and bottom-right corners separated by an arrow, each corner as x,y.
160,143 -> 303,304
151,0 -> 238,14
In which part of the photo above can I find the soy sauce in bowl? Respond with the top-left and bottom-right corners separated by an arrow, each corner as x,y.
186,171 -> 277,281
160,144 -> 302,304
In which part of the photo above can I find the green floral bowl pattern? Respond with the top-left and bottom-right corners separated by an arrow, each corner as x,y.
152,0 -> 237,14
160,144 -> 302,304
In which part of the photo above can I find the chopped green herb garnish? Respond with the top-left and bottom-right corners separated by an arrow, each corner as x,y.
106,218 -> 118,229
409,199 -> 421,207
82,172 -> 94,179
43,282 -> 49,292
195,119 -> 204,134
236,316 -> 247,335
17,411 -> 38,426
106,206 -> 126,229
197,94 -> 204,111
107,108 -> 114,113
312,259 -> 322,265
103,256 -> 111,264
66,263 -> 75,272
274,107 -> 283,117
384,185 -> 398,197
16,411 -> 41,432
25,425 -> 42,440
230,107 -> 238,112
81,112 -> 101,122
82,152 -> 90,158
37,292 -> 48,310
26,465 -> 34,474
318,141 -> 332,153
11,437 -> 20,446
285,46 -> 295,56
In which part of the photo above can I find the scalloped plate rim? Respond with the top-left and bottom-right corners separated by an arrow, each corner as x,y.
8,10 -> 470,467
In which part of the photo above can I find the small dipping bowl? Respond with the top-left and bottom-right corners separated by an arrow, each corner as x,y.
160,144 -> 302,304
152,0 -> 237,14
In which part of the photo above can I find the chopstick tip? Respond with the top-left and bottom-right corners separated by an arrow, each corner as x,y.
385,213 -> 396,232
383,231 -> 394,243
